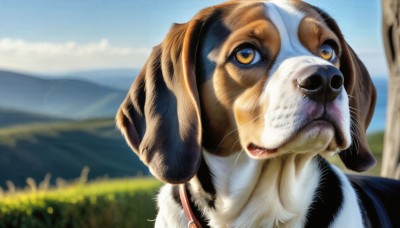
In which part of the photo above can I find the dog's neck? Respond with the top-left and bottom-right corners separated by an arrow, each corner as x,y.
189,150 -> 321,227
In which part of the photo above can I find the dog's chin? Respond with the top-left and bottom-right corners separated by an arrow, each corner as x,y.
245,120 -> 348,160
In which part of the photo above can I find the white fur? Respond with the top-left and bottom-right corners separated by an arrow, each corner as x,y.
155,185 -> 187,228
155,152 -> 365,227
155,151 -> 321,227
202,151 -> 320,227
265,1 -> 310,72
329,166 -> 364,228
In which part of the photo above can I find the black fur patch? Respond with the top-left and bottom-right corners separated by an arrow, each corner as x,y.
349,174 -> 400,227
172,185 -> 181,206
305,157 -> 343,227
196,10 -> 232,153
196,155 -> 217,208
196,10 -> 230,84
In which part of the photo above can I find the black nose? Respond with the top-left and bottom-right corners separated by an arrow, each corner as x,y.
297,66 -> 344,103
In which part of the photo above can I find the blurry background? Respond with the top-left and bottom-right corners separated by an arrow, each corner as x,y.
0,0 -> 387,187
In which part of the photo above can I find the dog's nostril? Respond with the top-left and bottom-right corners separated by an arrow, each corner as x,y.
330,74 -> 344,90
297,66 -> 343,103
298,74 -> 323,91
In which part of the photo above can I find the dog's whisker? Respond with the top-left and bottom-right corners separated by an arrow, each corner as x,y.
349,106 -> 361,112
347,94 -> 358,99
214,113 -> 265,153
349,120 -> 361,155
233,149 -> 244,167
350,117 -> 362,133
214,128 -> 240,153
349,110 -> 360,118
230,137 -> 242,155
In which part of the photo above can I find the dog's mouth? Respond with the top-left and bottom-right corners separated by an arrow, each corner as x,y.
246,118 -> 346,159
247,143 -> 278,157
313,118 -> 345,147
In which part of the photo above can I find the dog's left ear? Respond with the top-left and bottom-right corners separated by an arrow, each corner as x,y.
314,7 -> 377,172
116,17 -> 206,184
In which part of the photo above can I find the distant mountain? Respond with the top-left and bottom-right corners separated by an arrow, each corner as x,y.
0,108 -> 64,128
0,70 -> 126,119
0,119 -> 148,188
54,68 -> 139,91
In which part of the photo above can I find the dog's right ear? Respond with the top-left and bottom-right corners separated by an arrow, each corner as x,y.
116,19 -> 205,184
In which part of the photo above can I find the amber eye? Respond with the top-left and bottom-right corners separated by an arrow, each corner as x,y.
234,47 -> 261,65
319,43 -> 336,61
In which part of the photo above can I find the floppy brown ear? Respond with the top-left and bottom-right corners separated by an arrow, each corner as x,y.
311,5 -> 377,172
116,20 -> 204,184
338,44 -> 377,172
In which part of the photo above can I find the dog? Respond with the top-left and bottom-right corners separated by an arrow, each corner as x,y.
116,0 -> 400,227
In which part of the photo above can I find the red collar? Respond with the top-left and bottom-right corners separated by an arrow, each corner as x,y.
179,184 -> 203,228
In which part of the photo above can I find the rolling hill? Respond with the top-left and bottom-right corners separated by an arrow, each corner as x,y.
52,68 -> 139,91
0,108 -> 65,128
0,119 -> 148,188
0,70 -> 127,119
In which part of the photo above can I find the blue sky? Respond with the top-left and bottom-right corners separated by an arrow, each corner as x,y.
0,0 -> 387,76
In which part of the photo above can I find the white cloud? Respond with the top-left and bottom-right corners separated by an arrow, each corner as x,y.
0,38 -> 151,74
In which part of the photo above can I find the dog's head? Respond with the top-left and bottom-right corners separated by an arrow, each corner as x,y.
117,0 -> 376,184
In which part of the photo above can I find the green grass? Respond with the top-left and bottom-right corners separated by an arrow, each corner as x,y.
0,177 -> 162,228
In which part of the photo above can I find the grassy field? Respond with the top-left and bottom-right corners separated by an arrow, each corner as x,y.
0,177 -> 162,228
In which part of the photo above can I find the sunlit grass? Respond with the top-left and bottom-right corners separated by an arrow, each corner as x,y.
0,177 -> 160,206
0,173 -> 162,228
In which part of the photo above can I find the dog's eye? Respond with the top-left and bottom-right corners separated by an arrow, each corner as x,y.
234,47 -> 261,65
319,44 -> 336,61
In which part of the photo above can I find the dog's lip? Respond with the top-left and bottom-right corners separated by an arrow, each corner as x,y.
247,143 -> 278,157
246,118 -> 345,157
293,118 -> 345,148
312,117 -> 344,147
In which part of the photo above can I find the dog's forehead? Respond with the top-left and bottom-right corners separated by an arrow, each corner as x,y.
263,1 -> 319,73
265,1 -> 305,31
214,1 -> 324,55
264,1 -> 306,52
221,0 -> 306,30
217,1 -> 324,67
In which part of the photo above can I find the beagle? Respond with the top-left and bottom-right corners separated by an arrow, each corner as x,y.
116,0 -> 400,227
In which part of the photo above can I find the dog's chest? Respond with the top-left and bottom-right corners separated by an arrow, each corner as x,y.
202,153 -> 321,227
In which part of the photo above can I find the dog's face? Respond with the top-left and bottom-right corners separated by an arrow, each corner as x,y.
117,0 -> 376,183
200,1 -> 350,159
